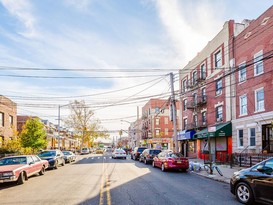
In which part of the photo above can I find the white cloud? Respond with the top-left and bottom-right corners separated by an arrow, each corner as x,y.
1,0 -> 37,38
155,0 -> 224,65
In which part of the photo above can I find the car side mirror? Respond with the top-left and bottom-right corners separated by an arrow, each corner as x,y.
29,161 -> 34,165
257,165 -> 273,174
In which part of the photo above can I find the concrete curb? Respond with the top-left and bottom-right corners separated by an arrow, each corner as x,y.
190,170 -> 230,184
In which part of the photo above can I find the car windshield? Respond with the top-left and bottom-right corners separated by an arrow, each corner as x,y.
167,153 -> 183,158
38,151 -> 56,157
150,150 -> 161,155
0,157 -> 27,166
62,151 -> 71,155
138,148 -> 146,152
115,149 -> 125,153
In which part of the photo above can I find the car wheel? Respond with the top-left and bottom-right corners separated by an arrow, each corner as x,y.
54,161 -> 58,169
17,172 -> 25,185
161,164 -> 166,172
39,166 -> 45,175
235,182 -> 254,204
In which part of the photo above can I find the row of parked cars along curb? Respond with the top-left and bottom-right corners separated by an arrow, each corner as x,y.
0,149 -> 76,185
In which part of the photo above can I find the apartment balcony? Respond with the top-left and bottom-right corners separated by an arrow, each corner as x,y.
186,96 -> 207,109
197,121 -> 207,128
185,123 -> 196,130
196,76 -> 206,83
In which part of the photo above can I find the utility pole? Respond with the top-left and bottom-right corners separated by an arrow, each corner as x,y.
170,72 -> 178,152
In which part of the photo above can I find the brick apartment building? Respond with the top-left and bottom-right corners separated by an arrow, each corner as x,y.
231,6 -> 273,154
179,20 -> 248,160
0,95 -> 17,147
179,5 -> 273,160
141,98 -> 180,150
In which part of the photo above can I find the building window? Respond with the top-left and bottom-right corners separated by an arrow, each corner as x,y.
202,112 -> 206,125
165,128 -> 168,136
240,95 -> 247,115
254,51 -> 263,76
216,106 -> 223,122
200,64 -> 206,79
249,128 -> 256,146
182,79 -> 187,93
255,88 -> 264,112
238,62 -> 246,82
215,50 -> 222,68
183,119 -> 187,130
183,99 -> 187,111
238,130 -> 243,147
164,117 -> 168,125
156,129 -> 160,136
155,118 -> 160,126
193,93 -> 197,105
201,88 -> 206,102
0,112 -> 4,127
194,115 -> 198,127
9,115 -> 13,126
216,79 -> 222,96
192,71 -> 197,85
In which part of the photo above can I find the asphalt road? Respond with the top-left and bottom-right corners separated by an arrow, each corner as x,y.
0,153 -> 241,205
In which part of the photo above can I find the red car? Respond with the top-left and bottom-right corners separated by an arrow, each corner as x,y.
0,155 -> 49,185
152,151 -> 189,172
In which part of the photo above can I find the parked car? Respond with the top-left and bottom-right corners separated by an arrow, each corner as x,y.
139,148 -> 161,164
230,157 -> 273,205
0,155 -> 49,185
80,148 -> 90,155
131,147 -> 146,161
112,148 -> 127,159
152,151 -> 189,172
38,150 -> 65,169
62,151 -> 77,163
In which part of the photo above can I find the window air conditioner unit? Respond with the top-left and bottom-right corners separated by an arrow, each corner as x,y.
216,117 -> 223,122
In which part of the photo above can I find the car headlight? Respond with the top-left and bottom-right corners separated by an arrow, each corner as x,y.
3,172 -> 14,177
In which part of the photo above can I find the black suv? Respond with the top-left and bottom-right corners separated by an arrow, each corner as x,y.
131,147 -> 146,161
38,150 -> 65,169
139,148 -> 161,164
230,157 -> 273,204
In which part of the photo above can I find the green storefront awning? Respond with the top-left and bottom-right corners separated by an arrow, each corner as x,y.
194,122 -> 232,139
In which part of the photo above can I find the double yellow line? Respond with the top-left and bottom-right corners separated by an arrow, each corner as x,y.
99,158 -> 111,205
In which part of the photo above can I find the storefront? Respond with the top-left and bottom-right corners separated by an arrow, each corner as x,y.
177,130 -> 196,158
194,122 -> 232,162
147,138 -> 172,150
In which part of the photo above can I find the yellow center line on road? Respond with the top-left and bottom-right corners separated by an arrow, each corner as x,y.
99,156 -> 112,205
99,161 -> 105,205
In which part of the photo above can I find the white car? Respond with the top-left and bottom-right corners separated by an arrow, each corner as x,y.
80,148 -> 90,155
112,149 -> 127,159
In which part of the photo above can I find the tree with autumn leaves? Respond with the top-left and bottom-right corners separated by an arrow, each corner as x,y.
65,100 -> 109,149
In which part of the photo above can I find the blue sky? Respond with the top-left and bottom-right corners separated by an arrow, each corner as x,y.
0,0 -> 272,138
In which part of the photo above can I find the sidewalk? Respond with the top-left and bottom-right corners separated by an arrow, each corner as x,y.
189,158 -> 242,184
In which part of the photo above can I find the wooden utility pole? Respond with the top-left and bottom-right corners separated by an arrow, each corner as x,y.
170,72 -> 178,152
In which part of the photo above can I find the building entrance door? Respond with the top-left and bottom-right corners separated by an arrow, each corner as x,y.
262,124 -> 273,153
